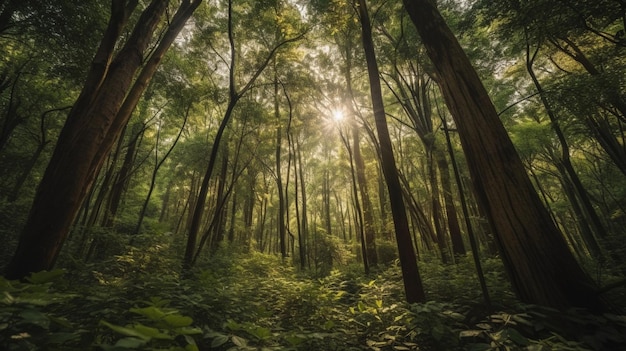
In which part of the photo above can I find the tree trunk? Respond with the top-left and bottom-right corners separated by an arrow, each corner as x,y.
275,71 -> 287,259
296,138 -> 309,269
442,118 -> 490,305
102,122 -> 142,228
339,129 -> 369,274
403,0 -> 605,311
357,0 -> 426,303
435,148 -> 466,257
341,35 -> 378,266
5,0 -> 201,280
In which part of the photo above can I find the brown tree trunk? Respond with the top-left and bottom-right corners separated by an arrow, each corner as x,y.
353,126 -> 378,266
357,0 -> 426,303
435,149 -> 466,257
403,0 -> 605,311
4,0 -> 201,280
339,129 -> 370,274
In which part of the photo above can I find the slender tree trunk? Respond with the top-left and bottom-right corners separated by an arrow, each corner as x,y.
340,129 -> 369,274
403,0 -> 605,311
102,122 -> 142,228
441,118 -> 490,305
549,37 -> 626,174
341,37 -> 378,265
133,110 -> 187,236
275,71 -> 287,259
296,139 -> 309,269
435,149 -> 465,257
357,0 -> 425,303
159,180 -> 172,223
526,41 -> 606,257
428,150 -> 450,263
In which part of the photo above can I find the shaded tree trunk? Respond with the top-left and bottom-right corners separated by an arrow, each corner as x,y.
5,0 -> 201,280
403,0 -> 606,311
357,0 -> 426,303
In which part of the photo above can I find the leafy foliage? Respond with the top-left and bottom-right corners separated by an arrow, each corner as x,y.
2,251 -> 624,350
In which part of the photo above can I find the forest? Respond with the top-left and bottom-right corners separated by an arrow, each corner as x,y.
1,0 -> 626,350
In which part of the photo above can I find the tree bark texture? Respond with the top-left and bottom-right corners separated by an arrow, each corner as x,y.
403,0 -> 605,311
4,0 -> 201,279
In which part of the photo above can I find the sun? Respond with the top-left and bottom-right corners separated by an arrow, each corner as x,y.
332,108 -> 345,123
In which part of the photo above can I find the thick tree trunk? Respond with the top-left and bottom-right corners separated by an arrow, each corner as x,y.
403,0 -> 605,311
357,0 -> 425,303
4,0 -> 201,280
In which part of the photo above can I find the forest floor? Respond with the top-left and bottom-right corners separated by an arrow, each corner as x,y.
2,244 -> 626,350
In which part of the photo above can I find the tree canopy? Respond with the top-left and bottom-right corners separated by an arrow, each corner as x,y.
1,0 -> 626,350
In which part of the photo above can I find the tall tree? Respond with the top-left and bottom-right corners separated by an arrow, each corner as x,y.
182,0 -> 306,271
402,0 -> 606,311
356,0 -> 425,303
4,0 -> 202,279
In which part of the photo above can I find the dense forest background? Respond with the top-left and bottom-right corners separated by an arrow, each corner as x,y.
1,0 -> 626,350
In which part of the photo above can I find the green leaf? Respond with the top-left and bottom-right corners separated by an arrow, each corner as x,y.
115,337 -> 148,348
163,314 -> 193,327
20,308 -> 50,328
48,331 -> 81,344
176,326 -> 202,335
465,343 -> 492,351
232,335 -> 248,347
27,269 -> 66,284
100,320 -> 151,340
133,323 -> 173,340
211,334 -> 229,348
323,320 -> 335,330
506,328 -> 529,345
225,319 -> 241,331
460,330 -> 484,338
285,334 -> 306,346
130,306 -> 167,321
249,326 -> 272,340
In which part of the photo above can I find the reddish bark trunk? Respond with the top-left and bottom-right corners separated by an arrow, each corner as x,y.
403,0 -> 605,311
4,0 -> 201,280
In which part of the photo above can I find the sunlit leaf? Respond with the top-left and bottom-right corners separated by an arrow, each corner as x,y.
100,321 -> 151,340
232,335 -> 248,346
163,314 -> 193,327
133,323 -> 173,339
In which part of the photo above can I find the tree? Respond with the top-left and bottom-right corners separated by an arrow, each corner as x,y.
402,0 -> 606,311
182,0 -> 306,271
4,0 -> 202,280
356,0 -> 425,303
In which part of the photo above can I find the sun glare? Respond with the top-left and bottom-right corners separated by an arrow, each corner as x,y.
332,109 -> 345,123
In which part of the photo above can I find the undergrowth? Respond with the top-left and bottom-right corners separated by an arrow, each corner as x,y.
2,245 -> 626,350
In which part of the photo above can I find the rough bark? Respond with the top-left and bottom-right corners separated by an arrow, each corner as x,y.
4,0 -> 201,279
403,0 -> 605,311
